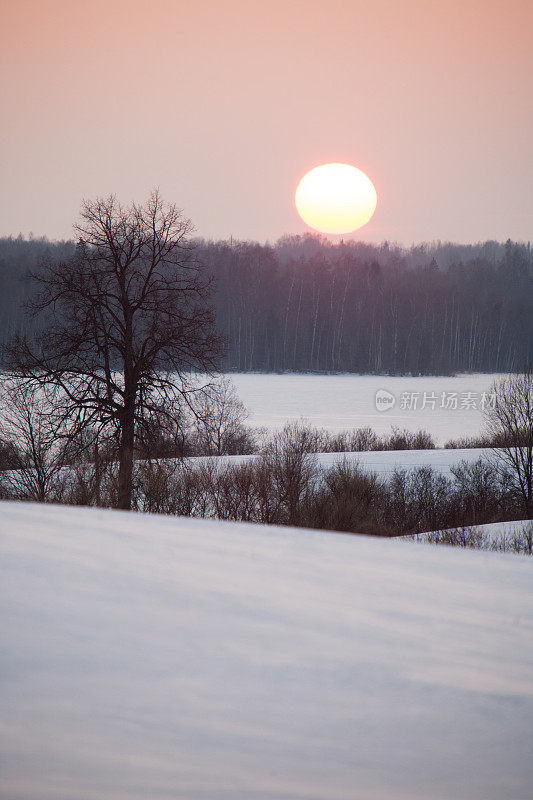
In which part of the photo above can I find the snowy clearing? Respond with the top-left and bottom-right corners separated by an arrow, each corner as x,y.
195,446 -> 490,477
411,519 -> 533,543
315,446 -> 489,475
229,372 -> 503,442
406,519 -> 533,554
1,501 -> 532,800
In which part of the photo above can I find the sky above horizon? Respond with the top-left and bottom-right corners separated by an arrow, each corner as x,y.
1,0 -> 532,245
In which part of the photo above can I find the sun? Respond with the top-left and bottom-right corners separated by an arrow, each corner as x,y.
295,163 -> 377,234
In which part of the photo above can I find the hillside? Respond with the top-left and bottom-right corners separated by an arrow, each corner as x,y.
1,501 -> 532,799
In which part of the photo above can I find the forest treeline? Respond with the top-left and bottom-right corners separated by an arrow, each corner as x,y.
1,234 -> 531,374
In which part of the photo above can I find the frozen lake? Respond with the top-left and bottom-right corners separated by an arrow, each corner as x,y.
229,372 -> 504,444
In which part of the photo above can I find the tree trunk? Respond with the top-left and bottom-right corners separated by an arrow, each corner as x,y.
117,401 -> 135,510
117,329 -> 136,509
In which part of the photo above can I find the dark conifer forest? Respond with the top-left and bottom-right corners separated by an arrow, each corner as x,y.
1,234 -> 531,375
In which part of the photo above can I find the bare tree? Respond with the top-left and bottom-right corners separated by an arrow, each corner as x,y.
261,423 -> 318,526
191,376 -> 256,455
0,379 -> 68,501
484,368 -> 533,518
4,192 -> 221,509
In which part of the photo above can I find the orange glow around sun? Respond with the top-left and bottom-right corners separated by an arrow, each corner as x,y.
295,163 -> 377,234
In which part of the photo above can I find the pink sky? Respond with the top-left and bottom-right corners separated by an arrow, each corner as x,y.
1,0 -> 532,243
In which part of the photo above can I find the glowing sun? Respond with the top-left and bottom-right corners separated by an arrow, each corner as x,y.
295,163 -> 377,234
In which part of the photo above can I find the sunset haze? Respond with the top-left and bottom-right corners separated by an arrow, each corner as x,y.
1,0 -> 532,243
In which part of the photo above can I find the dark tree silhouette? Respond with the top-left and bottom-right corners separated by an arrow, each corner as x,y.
5,191 -> 221,509
2,235 -> 532,375
485,368 -> 533,518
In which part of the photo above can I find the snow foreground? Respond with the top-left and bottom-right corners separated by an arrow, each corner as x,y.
1,503 -> 532,800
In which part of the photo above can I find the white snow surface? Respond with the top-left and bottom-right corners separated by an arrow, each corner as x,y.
209,447 -> 489,477
314,446 -> 488,476
1,501 -> 532,800
410,519 -> 533,544
229,372 -> 503,443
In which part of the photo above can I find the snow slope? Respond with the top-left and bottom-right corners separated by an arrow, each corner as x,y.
314,446 -> 488,475
408,519 -> 532,548
1,501 -> 532,800
197,447 -> 489,477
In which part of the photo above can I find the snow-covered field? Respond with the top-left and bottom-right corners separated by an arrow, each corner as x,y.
412,519 -> 532,543
230,372 -> 503,443
1,501 -> 532,800
408,519 -> 533,552
315,446 -> 488,475
214,446 -> 489,477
